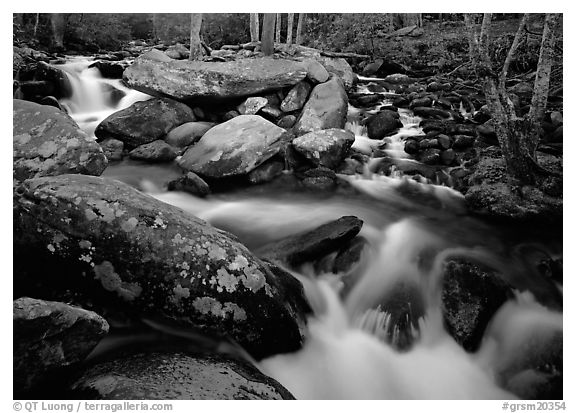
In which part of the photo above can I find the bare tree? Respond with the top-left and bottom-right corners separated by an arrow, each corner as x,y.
189,13 -> 203,60
296,13 -> 306,45
287,13 -> 294,45
464,13 -> 561,185
262,13 -> 275,56
50,13 -> 66,50
276,13 -> 282,43
250,13 -> 259,42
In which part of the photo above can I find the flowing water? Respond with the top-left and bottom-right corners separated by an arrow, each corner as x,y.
58,60 -> 563,400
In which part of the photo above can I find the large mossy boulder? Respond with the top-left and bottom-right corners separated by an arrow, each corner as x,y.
124,53 -> 308,102
70,351 -> 294,400
293,77 -> 348,136
14,297 -> 109,394
178,115 -> 288,179
13,174 -> 310,359
13,99 -> 107,182
94,98 -> 195,148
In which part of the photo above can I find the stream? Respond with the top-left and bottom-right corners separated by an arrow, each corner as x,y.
56,58 -> 563,400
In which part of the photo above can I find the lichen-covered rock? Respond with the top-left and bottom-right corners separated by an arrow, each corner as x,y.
94,98 -> 195,148
441,259 -> 513,351
280,81 -> 312,112
292,129 -> 355,169
14,297 -> 109,393
164,121 -> 215,147
13,174 -> 309,359
70,351 -> 294,400
13,99 -> 107,182
316,56 -> 357,91
124,53 -> 308,102
178,115 -> 288,179
293,77 -> 348,136
128,140 -> 177,162
238,97 -> 268,115
257,216 -> 363,266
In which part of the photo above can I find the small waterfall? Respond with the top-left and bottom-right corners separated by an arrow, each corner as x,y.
57,57 -> 151,137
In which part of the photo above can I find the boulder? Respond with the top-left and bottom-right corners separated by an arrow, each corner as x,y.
124,53 -> 308,102
34,61 -> 73,99
293,77 -> 348,135
292,129 -> 355,169
278,115 -> 297,129
89,61 -> 128,79
13,174 -> 310,359
413,106 -> 452,119
301,167 -> 338,191
238,97 -> 269,115
178,115 -> 287,179
366,110 -> 402,139
442,259 -> 513,351
13,99 -> 107,182
164,121 -> 215,147
280,81 -> 312,112
99,138 -> 124,161
14,297 -> 109,393
95,98 -> 195,147
316,57 -> 357,90
70,351 -> 294,400
257,216 -> 363,266
167,172 -> 211,197
128,140 -> 177,162
418,148 -> 442,165
303,59 -> 330,84
384,74 -> 412,84
247,160 -> 285,184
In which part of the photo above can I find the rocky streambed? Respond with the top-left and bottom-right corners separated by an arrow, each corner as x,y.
13,41 -> 562,400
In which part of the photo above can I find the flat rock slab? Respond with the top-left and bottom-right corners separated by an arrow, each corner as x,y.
14,297 -> 109,393
13,99 -> 107,182
124,53 -> 308,102
257,216 -> 363,266
14,174 -> 309,359
70,351 -> 294,400
178,115 -> 287,179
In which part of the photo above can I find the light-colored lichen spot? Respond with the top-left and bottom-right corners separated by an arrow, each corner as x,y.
173,284 -> 190,301
208,245 -> 227,261
79,240 -> 92,249
93,260 -> 142,301
79,152 -> 90,162
66,138 -> 80,148
86,200 -> 116,223
264,283 -> 275,298
37,141 -> 59,158
172,233 -> 184,245
85,209 -> 98,221
57,147 -> 68,157
194,245 -> 207,256
152,216 -> 167,229
53,233 -> 68,246
216,267 -> 239,293
192,297 -> 247,322
79,254 -> 92,263
47,244 -> 55,253
14,134 -> 31,145
241,266 -> 267,293
74,197 -> 83,205
228,255 -> 249,271
120,217 -> 139,232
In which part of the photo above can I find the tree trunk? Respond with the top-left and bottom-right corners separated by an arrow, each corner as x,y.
276,13 -> 282,43
33,13 -> 40,39
189,14 -> 203,61
50,13 -> 66,50
250,13 -> 259,42
287,13 -> 294,45
261,13 -> 275,56
527,13 -> 561,155
296,13 -> 306,45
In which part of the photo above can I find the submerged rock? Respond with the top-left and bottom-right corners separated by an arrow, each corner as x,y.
95,98 -> 195,148
293,77 -> 348,136
14,174 -> 309,359
167,172 -> 211,197
124,53 -> 307,102
257,216 -> 363,266
292,129 -> 355,169
99,138 -> 124,161
13,99 -> 107,182
14,297 -> 109,393
366,110 -> 402,139
70,351 -> 294,400
178,115 -> 287,179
